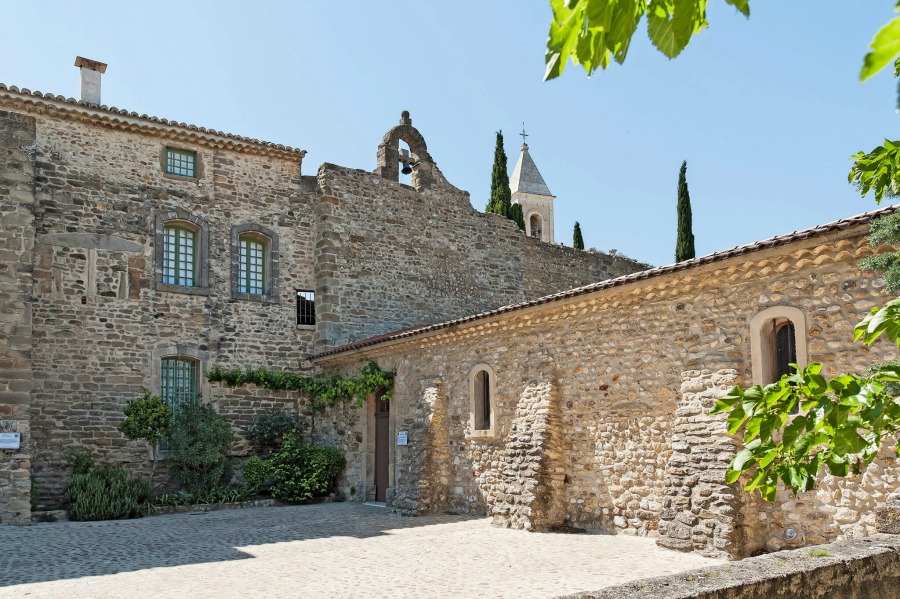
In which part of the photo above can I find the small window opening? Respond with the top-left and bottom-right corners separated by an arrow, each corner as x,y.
474,369 -> 491,431
771,319 -> 797,382
297,290 -> 316,326
165,148 -> 196,177
529,214 -> 543,239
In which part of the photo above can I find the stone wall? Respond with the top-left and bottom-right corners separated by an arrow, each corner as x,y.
558,535 -> 900,599
312,163 -> 644,348
0,111 -> 35,524
318,225 -> 900,553
10,108 -> 315,506
210,382 -> 366,500
521,238 -> 649,300
658,369 -> 764,558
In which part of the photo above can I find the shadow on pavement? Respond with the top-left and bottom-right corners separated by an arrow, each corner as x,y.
1,502 -> 477,587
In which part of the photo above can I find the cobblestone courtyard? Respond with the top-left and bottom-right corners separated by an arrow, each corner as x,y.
1,503 -> 721,598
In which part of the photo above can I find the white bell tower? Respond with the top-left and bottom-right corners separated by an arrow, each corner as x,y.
509,126 -> 555,243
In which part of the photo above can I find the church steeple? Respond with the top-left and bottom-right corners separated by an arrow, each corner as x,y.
509,129 -> 555,243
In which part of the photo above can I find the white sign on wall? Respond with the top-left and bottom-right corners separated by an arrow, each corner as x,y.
396,431 -> 408,446
0,433 -> 21,450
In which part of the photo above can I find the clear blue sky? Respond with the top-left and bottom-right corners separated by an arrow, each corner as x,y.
1,1 -> 896,267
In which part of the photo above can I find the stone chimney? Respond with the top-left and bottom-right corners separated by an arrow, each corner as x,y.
74,56 -> 107,105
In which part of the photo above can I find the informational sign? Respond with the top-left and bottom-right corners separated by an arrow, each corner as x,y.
396,431 -> 408,446
0,433 -> 21,450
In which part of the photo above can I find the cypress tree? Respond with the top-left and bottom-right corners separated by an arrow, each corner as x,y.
675,160 -> 696,262
573,221 -> 584,250
509,203 -> 525,231
486,131 -> 512,217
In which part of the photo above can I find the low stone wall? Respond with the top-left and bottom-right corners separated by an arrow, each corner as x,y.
557,535 -> 900,599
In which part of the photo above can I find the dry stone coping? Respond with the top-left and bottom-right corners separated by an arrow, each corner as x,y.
555,534 -> 900,599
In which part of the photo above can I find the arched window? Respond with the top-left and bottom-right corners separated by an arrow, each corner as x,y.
469,364 -> 497,437
162,223 -> 197,286
231,224 -> 279,302
159,356 -> 200,412
750,307 -> 808,385
529,214 -> 543,240
155,213 -> 209,294
238,234 -> 266,294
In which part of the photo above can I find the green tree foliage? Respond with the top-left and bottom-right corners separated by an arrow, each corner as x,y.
544,0 -> 750,81
860,213 -> 900,292
542,2 -> 900,498
675,160 -> 695,262
64,466 -> 152,521
711,364 -> 900,502
487,131 -> 512,218
509,203 -> 526,231
269,431 -> 346,503
166,404 -> 236,494
242,456 -> 273,495
206,360 -> 396,410
118,391 -> 174,483
573,221 -> 585,250
246,409 -> 309,455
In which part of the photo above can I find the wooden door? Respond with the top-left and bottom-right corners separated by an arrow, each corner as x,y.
374,393 -> 390,502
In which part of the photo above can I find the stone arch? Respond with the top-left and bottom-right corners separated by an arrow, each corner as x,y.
528,211 -> 544,240
375,111 -> 450,191
750,306 -> 809,385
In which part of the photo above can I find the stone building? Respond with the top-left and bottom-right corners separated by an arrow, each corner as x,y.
312,208 -> 900,559
0,59 -> 644,524
1,58 -> 897,560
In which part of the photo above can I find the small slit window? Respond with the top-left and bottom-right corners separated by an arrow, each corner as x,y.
297,290 -> 316,326
474,370 -> 491,430
469,364 -> 496,437
772,319 -> 797,381
165,148 -> 196,177
750,306 -> 808,386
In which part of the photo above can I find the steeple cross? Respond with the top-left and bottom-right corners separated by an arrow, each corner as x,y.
520,123 -> 529,145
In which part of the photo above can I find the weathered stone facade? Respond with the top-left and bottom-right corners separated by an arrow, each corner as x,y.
316,220 -> 900,557
0,110 -> 35,524
0,83 -> 642,512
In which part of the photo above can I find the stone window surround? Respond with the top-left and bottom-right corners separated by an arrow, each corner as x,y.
159,146 -> 204,182
154,212 -> 210,295
750,305 -> 809,385
150,345 -> 210,402
230,223 -> 279,303
468,363 -> 497,438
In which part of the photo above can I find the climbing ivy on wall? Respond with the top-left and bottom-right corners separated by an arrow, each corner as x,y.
206,360 -> 395,413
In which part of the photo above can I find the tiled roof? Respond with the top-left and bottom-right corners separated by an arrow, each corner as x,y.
312,203 -> 900,361
509,143 -> 553,197
0,83 -> 306,159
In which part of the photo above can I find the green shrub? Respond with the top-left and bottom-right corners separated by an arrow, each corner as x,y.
246,409 -> 308,454
242,456 -> 272,495
64,467 -> 152,521
270,432 -> 345,503
66,451 -> 93,476
166,404 -> 236,494
118,391 -> 174,482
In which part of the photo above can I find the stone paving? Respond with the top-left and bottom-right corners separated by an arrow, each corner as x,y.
1,503 -> 722,599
